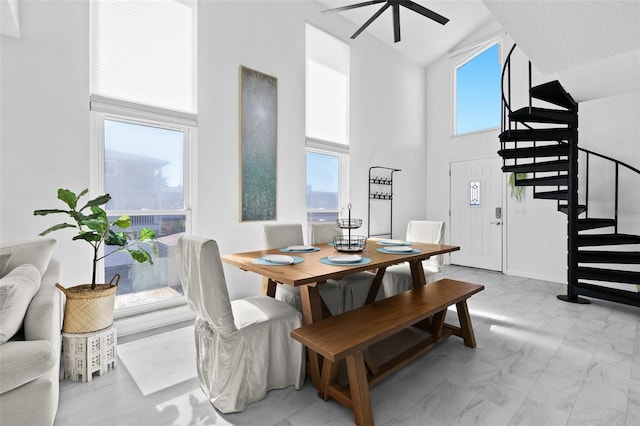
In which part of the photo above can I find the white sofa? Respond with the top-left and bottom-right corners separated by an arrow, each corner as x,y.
0,238 -> 63,426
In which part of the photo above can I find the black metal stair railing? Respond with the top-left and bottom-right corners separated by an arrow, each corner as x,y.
500,43 -> 640,307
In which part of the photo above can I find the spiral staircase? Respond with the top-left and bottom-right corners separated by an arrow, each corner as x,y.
498,44 -> 640,307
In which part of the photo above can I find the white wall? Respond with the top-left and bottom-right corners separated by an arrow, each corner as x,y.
1,1 -> 428,299
197,0 -> 428,297
1,0 -> 93,285
426,26 -> 567,284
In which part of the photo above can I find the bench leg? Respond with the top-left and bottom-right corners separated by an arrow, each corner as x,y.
456,299 -> 476,348
346,351 -> 374,426
319,357 -> 339,400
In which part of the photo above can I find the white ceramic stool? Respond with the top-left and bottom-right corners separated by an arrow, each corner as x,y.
62,325 -> 117,382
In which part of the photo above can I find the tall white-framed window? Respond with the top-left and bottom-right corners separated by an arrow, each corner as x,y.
90,0 -> 196,315
452,41 -> 502,136
305,23 -> 350,223
91,106 -> 194,314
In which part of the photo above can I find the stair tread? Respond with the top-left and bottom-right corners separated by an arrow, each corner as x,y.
578,234 -> 640,246
516,175 -> 568,186
530,81 -> 577,109
578,250 -> 640,264
574,282 -> 640,307
502,160 -> 569,173
534,189 -> 568,200
498,144 -> 569,159
499,128 -> 575,142
510,107 -> 576,125
558,204 -> 587,215
577,266 -> 640,284
577,218 -> 617,231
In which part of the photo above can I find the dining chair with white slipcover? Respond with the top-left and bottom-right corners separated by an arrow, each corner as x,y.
381,220 -> 446,297
307,221 -> 342,246
176,235 -> 304,413
263,223 -> 345,315
307,222 -> 380,310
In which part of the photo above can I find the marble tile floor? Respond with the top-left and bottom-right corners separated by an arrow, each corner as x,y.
54,265 -> 640,426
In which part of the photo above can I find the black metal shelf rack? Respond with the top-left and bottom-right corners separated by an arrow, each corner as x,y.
368,166 -> 401,238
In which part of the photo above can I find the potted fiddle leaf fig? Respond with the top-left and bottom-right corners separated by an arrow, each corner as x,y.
34,188 -> 158,333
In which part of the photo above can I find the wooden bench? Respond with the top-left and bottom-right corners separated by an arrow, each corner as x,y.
290,278 -> 484,426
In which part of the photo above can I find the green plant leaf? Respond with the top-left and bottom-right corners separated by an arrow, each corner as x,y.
112,215 -> 131,229
90,205 -> 108,219
33,209 -> 69,216
81,193 -> 111,210
138,227 -> 156,240
38,222 -> 76,236
57,188 -> 78,209
73,231 -> 102,243
127,249 -> 153,264
105,230 -> 128,247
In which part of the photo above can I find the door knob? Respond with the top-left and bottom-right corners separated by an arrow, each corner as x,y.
490,221 -> 502,225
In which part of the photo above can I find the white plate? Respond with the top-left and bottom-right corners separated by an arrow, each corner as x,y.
286,245 -> 315,251
379,239 -> 410,246
328,254 -> 362,264
263,254 -> 295,264
384,246 -> 414,252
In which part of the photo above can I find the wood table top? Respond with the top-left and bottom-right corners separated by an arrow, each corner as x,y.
221,240 -> 460,287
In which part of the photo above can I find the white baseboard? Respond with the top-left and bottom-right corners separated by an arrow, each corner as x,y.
503,268 -> 565,285
115,304 -> 196,337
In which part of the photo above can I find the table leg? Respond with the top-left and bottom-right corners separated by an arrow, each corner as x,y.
300,284 -> 325,389
409,260 -> 426,288
365,267 -> 386,305
261,277 -> 277,297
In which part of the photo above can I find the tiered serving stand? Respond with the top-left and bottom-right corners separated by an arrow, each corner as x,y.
333,204 -> 366,252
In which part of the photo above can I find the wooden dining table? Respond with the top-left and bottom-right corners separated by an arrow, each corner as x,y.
221,239 -> 460,326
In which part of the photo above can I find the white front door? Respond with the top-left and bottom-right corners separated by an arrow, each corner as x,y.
450,157 -> 503,271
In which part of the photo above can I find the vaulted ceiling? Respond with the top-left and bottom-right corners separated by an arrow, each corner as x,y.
318,1 -> 498,67
320,0 -> 640,101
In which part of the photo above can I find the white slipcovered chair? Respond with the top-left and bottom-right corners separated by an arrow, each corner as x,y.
381,221 -> 446,297
263,224 -> 345,315
176,235 -> 304,413
307,222 -> 380,310
307,221 -> 342,246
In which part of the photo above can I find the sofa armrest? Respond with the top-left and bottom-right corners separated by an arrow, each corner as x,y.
0,340 -> 55,393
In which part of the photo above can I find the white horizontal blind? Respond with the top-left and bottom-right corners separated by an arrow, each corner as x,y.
305,24 -> 350,146
90,0 -> 197,114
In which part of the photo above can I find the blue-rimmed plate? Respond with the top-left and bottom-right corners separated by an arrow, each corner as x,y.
320,256 -> 371,266
279,245 -> 320,253
377,247 -> 421,255
377,239 -> 411,246
252,255 -> 304,266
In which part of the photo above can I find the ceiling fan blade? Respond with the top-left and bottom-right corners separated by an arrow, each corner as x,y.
392,3 -> 401,42
400,0 -> 449,25
351,2 -> 391,39
322,0 -> 386,14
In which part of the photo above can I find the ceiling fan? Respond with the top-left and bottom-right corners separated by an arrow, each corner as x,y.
322,0 -> 449,43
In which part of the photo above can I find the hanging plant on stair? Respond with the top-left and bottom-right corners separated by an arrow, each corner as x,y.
508,172 -> 527,202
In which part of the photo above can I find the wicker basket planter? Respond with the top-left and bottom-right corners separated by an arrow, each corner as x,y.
56,275 -> 119,334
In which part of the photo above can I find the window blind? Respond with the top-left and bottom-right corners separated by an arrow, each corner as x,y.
90,0 -> 197,114
305,24 -> 350,146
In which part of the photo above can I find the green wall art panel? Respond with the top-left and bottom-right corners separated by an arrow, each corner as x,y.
240,66 -> 277,221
